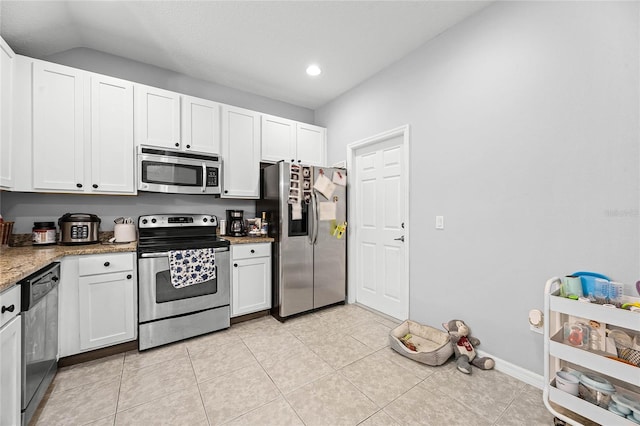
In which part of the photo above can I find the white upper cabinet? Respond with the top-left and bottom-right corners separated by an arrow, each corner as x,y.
261,114 -> 326,166
221,105 -> 261,198
182,95 -> 221,154
136,85 -> 181,149
296,123 -> 326,166
32,61 -> 85,191
90,75 -> 135,193
136,87 -> 221,155
261,114 -> 296,163
30,60 -> 135,194
0,37 -> 15,189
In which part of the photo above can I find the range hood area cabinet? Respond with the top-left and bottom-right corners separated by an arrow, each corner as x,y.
135,85 -> 221,155
261,114 -> 326,167
12,56 -> 136,194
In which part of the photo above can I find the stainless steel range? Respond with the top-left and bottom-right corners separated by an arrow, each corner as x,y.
137,214 -> 231,350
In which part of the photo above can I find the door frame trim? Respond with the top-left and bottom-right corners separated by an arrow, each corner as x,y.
345,125 -> 411,318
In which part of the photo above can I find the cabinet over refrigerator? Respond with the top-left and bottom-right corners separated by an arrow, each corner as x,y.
258,162 -> 347,320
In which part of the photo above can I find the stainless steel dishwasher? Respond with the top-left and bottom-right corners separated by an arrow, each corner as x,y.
19,262 -> 60,426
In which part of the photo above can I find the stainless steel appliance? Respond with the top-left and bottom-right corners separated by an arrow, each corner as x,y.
19,262 -> 60,426
137,145 -> 221,195
58,213 -> 100,245
137,214 -> 231,350
257,162 -> 347,320
226,209 -> 246,236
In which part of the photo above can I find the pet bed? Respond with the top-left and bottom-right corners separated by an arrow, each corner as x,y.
389,320 -> 453,366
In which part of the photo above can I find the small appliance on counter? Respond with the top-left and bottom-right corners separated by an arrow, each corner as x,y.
113,217 -> 136,243
32,222 -> 57,246
226,210 -> 246,236
58,213 -> 101,245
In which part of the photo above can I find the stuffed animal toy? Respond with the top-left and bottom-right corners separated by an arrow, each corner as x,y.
443,319 -> 495,374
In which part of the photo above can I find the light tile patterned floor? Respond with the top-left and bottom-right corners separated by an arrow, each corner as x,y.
32,304 -> 555,426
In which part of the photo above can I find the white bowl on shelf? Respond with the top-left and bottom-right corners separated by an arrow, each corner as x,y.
555,371 -> 579,396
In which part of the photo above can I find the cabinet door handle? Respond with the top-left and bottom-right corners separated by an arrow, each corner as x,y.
250,249 -> 255,254
92,184 -> 98,189
104,261 -> 110,267
76,183 -> 83,188
186,144 -> 191,149
233,263 -> 238,267
126,274 -> 132,279
224,190 -> 228,194
175,143 -> 180,147
1,304 -> 15,314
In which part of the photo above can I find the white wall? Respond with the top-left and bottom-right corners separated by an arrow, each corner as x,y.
316,1 -> 640,375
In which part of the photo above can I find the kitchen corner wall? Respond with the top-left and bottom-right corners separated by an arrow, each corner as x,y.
315,1 -> 640,376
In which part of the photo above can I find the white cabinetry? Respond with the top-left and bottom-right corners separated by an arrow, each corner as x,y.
0,37 -> 15,189
221,105 -> 261,198
90,75 -> 135,193
182,95 -> 221,154
136,85 -> 181,150
261,114 -> 326,166
543,278 -> 640,425
0,285 -> 21,426
231,243 -> 271,317
31,60 -> 135,194
32,61 -> 85,191
59,253 -> 136,357
136,87 -> 221,154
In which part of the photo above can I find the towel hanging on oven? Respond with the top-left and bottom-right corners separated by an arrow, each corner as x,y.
168,248 -> 216,288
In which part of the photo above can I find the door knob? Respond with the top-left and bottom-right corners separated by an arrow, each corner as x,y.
394,236 -> 405,242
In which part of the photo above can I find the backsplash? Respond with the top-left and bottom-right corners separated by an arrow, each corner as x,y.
0,191 -> 256,234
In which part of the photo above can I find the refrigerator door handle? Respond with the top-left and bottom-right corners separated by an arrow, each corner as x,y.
311,190 -> 319,245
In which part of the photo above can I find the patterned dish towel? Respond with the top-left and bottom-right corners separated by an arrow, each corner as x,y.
168,248 -> 216,288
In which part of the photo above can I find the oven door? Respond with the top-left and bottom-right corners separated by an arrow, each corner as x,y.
138,151 -> 220,195
138,247 -> 230,323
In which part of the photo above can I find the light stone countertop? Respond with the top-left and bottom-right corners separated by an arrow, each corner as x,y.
0,237 -> 273,293
0,242 -> 137,293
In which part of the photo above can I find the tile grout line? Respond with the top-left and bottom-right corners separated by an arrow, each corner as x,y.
186,345 -> 215,426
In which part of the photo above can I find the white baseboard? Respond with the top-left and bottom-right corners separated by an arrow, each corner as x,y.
477,349 -> 544,389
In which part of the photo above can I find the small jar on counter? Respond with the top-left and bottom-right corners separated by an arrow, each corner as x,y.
32,222 -> 57,246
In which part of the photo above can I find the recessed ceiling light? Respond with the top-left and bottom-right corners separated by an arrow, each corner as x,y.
306,64 -> 322,77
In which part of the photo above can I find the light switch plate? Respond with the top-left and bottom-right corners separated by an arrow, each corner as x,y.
435,216 -> 444,230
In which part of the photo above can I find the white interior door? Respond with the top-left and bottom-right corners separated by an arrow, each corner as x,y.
350,127 -> 409,320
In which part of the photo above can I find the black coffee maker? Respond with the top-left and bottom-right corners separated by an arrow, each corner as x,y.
226,210 -> 246,236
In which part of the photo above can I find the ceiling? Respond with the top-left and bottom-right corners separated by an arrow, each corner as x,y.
0,1 -> 491,109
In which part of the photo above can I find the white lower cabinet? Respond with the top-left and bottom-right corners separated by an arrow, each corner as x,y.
59,252 -> 137,357
231,243 -> 271,317
0,285 -> 21,426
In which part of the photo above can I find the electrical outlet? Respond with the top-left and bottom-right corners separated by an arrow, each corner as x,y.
435,216 -> 444,230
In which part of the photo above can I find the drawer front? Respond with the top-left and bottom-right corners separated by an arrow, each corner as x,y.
232,243 -> 271,260
79,252 -> 135,276
0,285 -> 21,328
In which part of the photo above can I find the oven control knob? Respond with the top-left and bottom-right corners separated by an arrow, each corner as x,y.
151,218 -> 157,224
142,219 -> 148,225
203,217 -> 208,223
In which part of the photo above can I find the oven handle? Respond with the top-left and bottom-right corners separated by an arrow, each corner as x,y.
139,247 -> 230,258
201,163 -> 207,193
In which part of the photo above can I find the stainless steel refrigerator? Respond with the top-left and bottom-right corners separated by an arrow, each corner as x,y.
258,162 -> 347,320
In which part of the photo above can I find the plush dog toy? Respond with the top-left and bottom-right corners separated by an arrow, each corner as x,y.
443,319 -> 495,374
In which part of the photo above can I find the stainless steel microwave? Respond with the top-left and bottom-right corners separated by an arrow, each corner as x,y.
137,146 -> 221,195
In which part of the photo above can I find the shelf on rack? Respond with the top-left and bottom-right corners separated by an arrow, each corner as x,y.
549,332 -> 640,385
548,385 -> 637,426
549,295 -> 640,330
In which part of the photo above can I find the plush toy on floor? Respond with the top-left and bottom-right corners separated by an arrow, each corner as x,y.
443,319 -> 495,374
